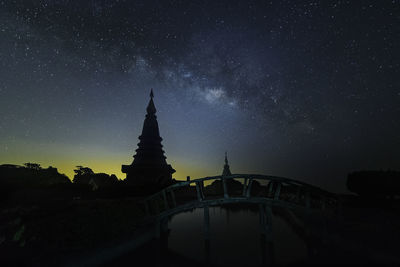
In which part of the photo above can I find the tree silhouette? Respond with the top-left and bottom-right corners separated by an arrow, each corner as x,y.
74,166 -> 94,176
73,166 -> 118,187
0,164 -> 70,188
24,163 -> 41,170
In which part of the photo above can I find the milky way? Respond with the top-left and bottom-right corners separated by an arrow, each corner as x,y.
0,1 -> 399,192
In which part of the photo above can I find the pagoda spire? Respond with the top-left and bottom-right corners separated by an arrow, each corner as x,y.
122,89 -> 175,189
222,151 -> 232,176
147,88 -> 156,114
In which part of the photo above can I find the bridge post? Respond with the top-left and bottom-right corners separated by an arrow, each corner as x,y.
242,178 -> 248,196
259,203 -> 265,233
200,181 -> 205,199
155,216 -> 169,239
246,179 -> 253,198
162,190 -> 169,210
259,204 -> 272,235
155,216 -> 170,264
222,177 -> 229,198
204,205 -> 211,263
153,198 -> 160,215
273,182 -> 281,200
204,205 -> 210,239
259,203 -> 274,266
170,190 -> 177,208
267,181 -> 274,198
195,181 -> 204,201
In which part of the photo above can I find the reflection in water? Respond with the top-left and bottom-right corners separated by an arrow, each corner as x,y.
167,204 -> 307,266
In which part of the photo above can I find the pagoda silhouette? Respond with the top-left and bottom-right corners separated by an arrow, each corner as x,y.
206,152 -> 242,193
122,89 -> 175,189
222,151 -> 232,176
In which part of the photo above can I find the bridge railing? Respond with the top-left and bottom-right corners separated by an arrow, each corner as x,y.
143,174 -> 340,218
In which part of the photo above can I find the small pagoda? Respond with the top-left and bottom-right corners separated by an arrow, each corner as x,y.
222,152 -> 232,176
122,89 -> 175,189
207,152 -> 239,193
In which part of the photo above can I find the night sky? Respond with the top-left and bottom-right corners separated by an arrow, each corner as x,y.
0,1 -> 399,192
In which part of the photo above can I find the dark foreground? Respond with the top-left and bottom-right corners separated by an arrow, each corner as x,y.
1,190 -> 400,266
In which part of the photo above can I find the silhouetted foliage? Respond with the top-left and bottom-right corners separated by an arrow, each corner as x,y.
347,170 -> 400,197
23,162 -> 41,170
0,164 -> 70,189
73,165 -> 94,177
73,166 -> 118,188
206,179 -> 244,195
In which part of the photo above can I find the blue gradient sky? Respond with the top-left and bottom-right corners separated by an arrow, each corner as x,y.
0,1 -> 399,192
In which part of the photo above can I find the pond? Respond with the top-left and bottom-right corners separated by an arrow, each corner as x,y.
166,204 -> 307,266
108,202 -> 379,266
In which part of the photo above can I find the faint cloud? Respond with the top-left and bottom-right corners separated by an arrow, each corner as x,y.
228,100 -> 237,107
204,87 -> 225,104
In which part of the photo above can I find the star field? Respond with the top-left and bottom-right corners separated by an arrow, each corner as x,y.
0,0 -> 399,192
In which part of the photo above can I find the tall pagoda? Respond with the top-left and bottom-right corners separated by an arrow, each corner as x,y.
122,89 -> 175,188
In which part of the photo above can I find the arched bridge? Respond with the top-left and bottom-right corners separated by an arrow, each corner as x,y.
143,174 -> 340,220
142,174 -> 341,265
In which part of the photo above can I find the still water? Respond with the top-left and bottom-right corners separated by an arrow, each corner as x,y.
167,205 -> 307,266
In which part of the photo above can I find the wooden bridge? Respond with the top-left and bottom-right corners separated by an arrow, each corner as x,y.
142,174 -> 341,264
70,174 -> 343,266
143,174 -> 340,219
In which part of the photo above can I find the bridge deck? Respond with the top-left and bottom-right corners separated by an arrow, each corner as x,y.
143,174 -> 340,221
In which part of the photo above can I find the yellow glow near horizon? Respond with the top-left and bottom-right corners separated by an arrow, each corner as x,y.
1,158 -> 214,182
1,139 -> 218,182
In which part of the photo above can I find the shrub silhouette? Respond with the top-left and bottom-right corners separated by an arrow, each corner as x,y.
347,170 -> 400,197
73,166 -> 118,188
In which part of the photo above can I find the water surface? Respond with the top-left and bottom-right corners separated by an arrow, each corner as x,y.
167,204 -> 307,266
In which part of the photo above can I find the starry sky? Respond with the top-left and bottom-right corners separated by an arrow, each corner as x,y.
0,0 -> 399,192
